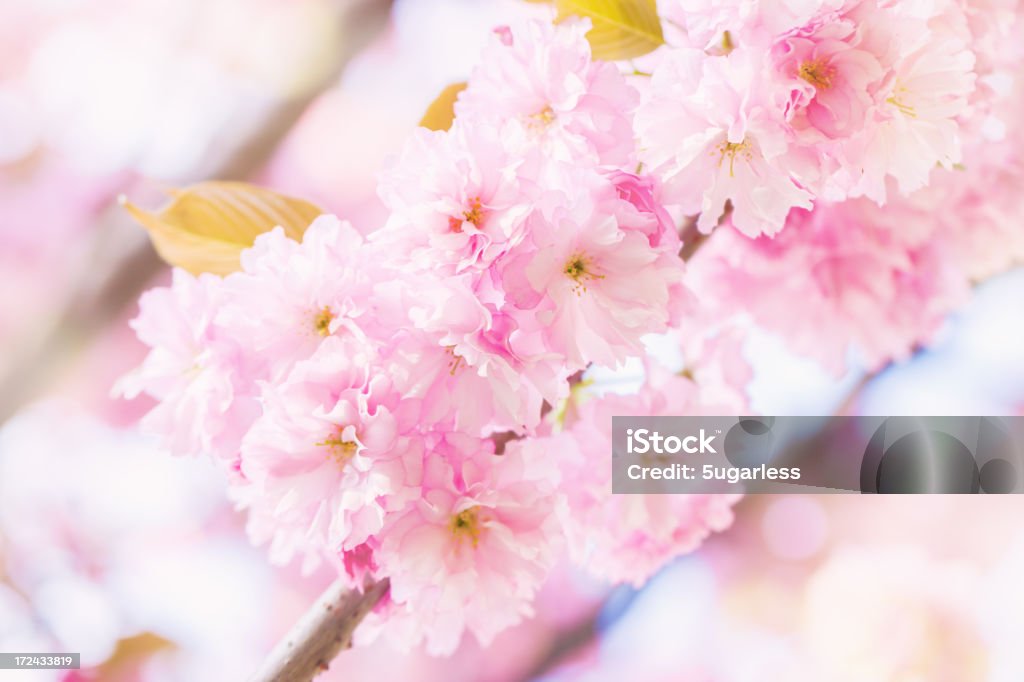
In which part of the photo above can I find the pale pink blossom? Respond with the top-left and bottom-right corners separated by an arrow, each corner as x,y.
535,367 -> 740,588
659,0 -> 848,51
218,215 -> 378,382
370,276 -> 552,434
657,0 -> 749,51
636,47 -> 815,237
239,336 -> 423,560
687,201 -> 970,374
456,19 -> 638,167
502,171 -> 690,368
368,435 -> 563,654
772,17 -> 884,140
933,162 -> 1024,281
376,124 -> 537,275
898,102 -> 1024,281
681,323 -> 755,412
839,10 -> 976,201
607,170 -> 677,248
117,269 -> 257,463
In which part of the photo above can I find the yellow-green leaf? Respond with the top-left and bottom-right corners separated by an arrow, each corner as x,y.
97,633 -> 176,679
122,182 -> 323,276
554,0 -> 664,60
419,82 -> 468,131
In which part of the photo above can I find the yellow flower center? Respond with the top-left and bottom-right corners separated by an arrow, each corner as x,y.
715,139 -> 753,177
528,105 -> 556,129
317,428 -> 358,467
798,59 -> 835,90
313,307 -> 335,337
449,197 -> 485,233
449,506 -> 484,548
563,253 -> 603,293
463,197 -> 485,227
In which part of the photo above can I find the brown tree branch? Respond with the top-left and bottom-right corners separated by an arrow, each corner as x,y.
249,578 -> 390,682
677,214 -> 707,261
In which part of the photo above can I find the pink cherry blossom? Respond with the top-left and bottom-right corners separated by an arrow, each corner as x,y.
607,170 -> 678,249
687,200 -> 970,374
636,47 -> 815,237
527,366 -> 741,588
501,170 -> 690,368
680,323 -> 756,412
660,0 -> 849,51
890,61 -> 1024,282
841,18 -> 976,202
238,336 -> 423,561
456,19 -> 638,167
376,124 -> 537,275
369,275 -> 552,434
927,158 -> 1024,280
116,269 -> 257,464
368,434 -> 563,654
217,216 -> 380,383
772,17 -> 884,140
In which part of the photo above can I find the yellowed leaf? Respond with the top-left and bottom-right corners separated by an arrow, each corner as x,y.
554,0 -> 664,60
97,632 -> 176,680
122,182 -> 323,276
419,82 -> 468,131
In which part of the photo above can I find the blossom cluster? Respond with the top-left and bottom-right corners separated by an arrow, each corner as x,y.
647,0 -> 1024,374
122,1 -> 1024,656
122,20 -> 705,654
644,0 -> 982,237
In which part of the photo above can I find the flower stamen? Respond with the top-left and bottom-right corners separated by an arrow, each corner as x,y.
313,307 -> 335,337
445,346 -> 465,376
450,506 -> 484,548
798,59 -> 835,90
527,105 -> 556,129
887,85 -> 916,117
449,197 -> 485,233
563,252 -> 604,294
715,140 -> 753,178
317,428 -> 358,468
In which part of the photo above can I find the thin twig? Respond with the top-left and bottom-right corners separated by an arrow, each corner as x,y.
249,578 -> 390,682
